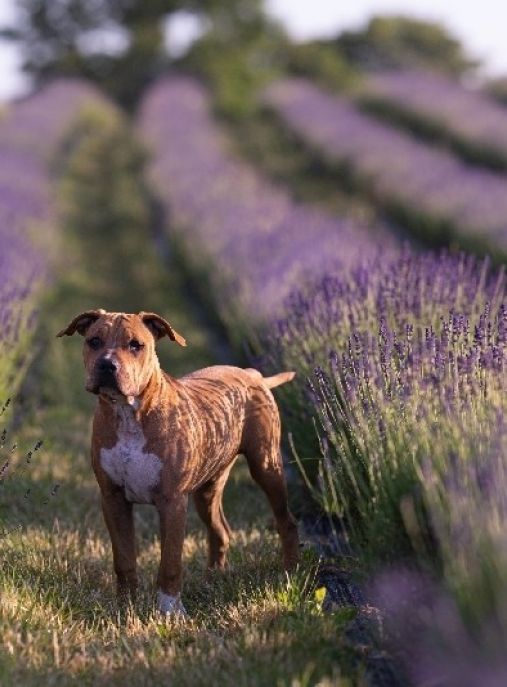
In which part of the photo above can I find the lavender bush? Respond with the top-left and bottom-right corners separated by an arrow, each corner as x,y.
0,79 -> 101,398
266,250 -> 506,552
364,69 -> 507,168
138,76 -> 391,331
265,78 -> 507,252
265,248 -> 507,666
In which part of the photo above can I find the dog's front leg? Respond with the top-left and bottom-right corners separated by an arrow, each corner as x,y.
155,491 -> 189,617
101,489 -> 138,601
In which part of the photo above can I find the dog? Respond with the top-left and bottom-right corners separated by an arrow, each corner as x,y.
57,309 -> 299,616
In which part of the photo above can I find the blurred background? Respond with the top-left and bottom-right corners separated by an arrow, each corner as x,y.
1,0 -> 507,107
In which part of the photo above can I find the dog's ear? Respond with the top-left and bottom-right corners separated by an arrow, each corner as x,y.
140,312 -> 187,346
56,309 -> 106,337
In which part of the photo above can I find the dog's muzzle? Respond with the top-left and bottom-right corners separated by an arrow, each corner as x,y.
91,357 -> 120,394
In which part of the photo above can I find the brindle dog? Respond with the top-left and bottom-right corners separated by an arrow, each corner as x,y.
58,309 -> 299,616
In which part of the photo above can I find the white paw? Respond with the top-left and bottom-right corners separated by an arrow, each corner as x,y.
157,590 -> 188,618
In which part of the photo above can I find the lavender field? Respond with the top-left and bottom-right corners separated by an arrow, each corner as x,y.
265,78 -> 507,252
139,76 -> 391,326
364,68 -> 507,168
4,15 -> 507,684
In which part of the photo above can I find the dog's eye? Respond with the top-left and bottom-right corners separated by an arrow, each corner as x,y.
87,337 -> 103,350
129,339 -> 143,352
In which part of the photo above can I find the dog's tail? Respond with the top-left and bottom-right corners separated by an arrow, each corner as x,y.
245,368 -> 296,389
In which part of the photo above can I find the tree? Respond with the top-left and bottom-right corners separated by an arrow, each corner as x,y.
285,40 -> 358,92
182,0 -> 287,119
336,15 -> 478,75
1,0 -> 270,108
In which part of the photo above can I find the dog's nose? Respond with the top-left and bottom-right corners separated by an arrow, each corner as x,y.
97,357 -> 119,374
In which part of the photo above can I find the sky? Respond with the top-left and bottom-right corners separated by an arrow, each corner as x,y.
1,0 -> 507,101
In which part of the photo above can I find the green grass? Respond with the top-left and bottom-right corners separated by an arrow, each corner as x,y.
0,103 -> 364,686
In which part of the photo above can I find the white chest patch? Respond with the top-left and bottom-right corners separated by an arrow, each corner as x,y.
100,405 -> 162,504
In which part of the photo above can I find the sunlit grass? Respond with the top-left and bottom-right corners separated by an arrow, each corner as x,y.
0,440 -> 356,686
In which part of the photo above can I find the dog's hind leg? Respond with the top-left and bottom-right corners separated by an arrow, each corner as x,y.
193,461 -> 235,569
244,445 -> 299,571
241,388 -> 299,571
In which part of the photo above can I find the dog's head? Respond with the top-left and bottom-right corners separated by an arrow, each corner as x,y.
57,309 -> 186,400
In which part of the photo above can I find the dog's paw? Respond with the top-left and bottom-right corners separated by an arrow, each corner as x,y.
157,590 -> 188,618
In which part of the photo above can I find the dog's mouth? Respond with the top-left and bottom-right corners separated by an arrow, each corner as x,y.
99,388 -> 125,402
87,383 -> 126,402
91,385 -> 139,408
87,374 -> 121,396
87,379 -> 137,407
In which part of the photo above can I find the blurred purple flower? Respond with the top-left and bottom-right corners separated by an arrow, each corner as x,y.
371,567 -> 507,687
265,79 -> 507,247
367,69 -> 507,163
0,79 -> 102,386
138,76 -> 393,322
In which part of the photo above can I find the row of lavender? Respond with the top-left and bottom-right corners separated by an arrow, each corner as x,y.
265,78 -> 507,253
362,68 -> 507,169
139,75 -> 507,680
265,250 -> 507,682
0,79 -> 100,399
138,76 -> 390,329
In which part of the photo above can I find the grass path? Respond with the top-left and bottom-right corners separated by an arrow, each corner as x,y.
0,115 -> 360,686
